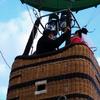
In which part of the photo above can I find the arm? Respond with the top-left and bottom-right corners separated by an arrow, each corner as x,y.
50,27 -> 71,48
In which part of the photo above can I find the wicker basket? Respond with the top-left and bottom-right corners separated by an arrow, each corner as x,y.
7,44 -> 100,100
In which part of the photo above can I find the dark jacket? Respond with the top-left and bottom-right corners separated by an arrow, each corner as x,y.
36,31 -> 70,54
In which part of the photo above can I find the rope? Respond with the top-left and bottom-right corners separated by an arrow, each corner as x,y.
33,8 -> 39,18
33,8 -> 45,30
26,5 -> 34,24
26,5 -> 42,34
0,50 -> 11,69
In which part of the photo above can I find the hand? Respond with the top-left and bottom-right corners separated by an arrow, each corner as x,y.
64,27 -> 71,33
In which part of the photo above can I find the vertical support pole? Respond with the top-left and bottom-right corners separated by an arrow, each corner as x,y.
23,18 -> 40,56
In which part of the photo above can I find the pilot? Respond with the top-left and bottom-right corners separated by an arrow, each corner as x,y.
71,28 -> 88,43
36,13 -> 71,54
36,27 -> 71,54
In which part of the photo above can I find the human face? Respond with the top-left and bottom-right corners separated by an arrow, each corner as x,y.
48,33 -> 56,40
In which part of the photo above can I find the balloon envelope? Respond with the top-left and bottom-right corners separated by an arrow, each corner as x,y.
20,0 -> 100,12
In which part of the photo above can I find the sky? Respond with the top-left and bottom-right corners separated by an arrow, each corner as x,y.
0,0 -> 100,100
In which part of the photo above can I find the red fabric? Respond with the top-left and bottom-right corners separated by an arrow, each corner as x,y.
71,36 -> 82,43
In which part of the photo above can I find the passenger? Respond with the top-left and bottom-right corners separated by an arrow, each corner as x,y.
36,27 -> 71,54
71,28 -> 88,44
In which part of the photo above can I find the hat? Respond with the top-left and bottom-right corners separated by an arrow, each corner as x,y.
75,28 -> 88,34
81,28 -> 88,34
75,28 -> 88,38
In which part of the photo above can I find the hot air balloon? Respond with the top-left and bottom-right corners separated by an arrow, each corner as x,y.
7,0 -> 100,100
